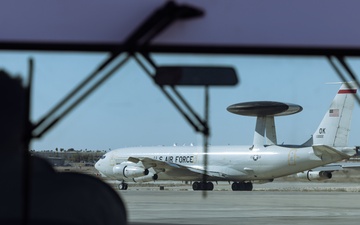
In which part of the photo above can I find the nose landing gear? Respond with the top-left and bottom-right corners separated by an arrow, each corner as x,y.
118,181 -> 128,190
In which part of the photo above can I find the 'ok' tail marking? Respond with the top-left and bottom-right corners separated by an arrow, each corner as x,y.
304,82 -> 357,147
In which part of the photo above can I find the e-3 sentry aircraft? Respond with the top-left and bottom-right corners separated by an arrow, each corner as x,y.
95,83 -> 357,191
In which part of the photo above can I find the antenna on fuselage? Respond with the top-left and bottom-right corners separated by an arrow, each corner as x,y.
227,101 -> 303,149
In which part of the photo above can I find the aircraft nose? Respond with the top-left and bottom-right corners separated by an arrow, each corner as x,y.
94,154 -> 109,177
94,160 -> 107,177
94,160 -> 101,171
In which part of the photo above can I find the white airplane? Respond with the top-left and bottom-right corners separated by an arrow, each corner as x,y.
95,83 -> 357,191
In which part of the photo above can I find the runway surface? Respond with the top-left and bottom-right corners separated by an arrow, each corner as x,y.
118,182 -> 360,225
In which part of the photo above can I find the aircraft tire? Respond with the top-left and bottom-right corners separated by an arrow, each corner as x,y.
232,182 -> 251,191
206,182 -> 214,191
118,182 -> 128,190
238,182 -> 245,190
245,182 -> 253,191
231,182 -> 239,191
232,182 -> 243,191
193,181 -> 214,191
192,181 -> 200,191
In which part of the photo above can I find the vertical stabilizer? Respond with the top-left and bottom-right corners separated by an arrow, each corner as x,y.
305,83 -> 357,147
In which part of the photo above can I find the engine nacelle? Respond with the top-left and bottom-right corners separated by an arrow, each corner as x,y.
113,163 -> 149,179
297,170 -> 332,181
133,173 -> 159,183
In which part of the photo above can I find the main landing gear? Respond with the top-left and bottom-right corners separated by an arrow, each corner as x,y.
118,181 -> 128,190
192,181 -> 214,191
231,182 -> 253,191
192,181 -> 253,191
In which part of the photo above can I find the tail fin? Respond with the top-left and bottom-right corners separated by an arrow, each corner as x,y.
303,82 -> 357,147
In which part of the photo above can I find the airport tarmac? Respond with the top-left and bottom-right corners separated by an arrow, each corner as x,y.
119,182 -> 360,225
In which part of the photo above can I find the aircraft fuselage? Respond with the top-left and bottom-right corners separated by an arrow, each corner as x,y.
96,145 -> 331,182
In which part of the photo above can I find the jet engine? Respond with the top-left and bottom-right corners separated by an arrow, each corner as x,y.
296,170 -> 332,181
113,163 -> 149,179
133,173 -> 159,182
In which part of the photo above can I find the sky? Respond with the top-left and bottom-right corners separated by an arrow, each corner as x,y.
0,51 -> 359,151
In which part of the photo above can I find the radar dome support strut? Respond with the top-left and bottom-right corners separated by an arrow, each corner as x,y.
253,116 -> 277,147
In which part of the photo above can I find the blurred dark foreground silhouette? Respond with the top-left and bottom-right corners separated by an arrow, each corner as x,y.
0,70 -> 127,225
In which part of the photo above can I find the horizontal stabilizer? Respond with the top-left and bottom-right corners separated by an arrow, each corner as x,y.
312,145 -> 352,162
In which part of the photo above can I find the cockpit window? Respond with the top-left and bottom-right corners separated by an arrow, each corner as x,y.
100,155 -> 106,159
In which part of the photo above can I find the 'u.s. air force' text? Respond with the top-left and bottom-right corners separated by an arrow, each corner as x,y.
153,155 -> 196,164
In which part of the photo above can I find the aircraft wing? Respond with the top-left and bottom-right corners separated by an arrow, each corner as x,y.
128,156 -> 229,179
